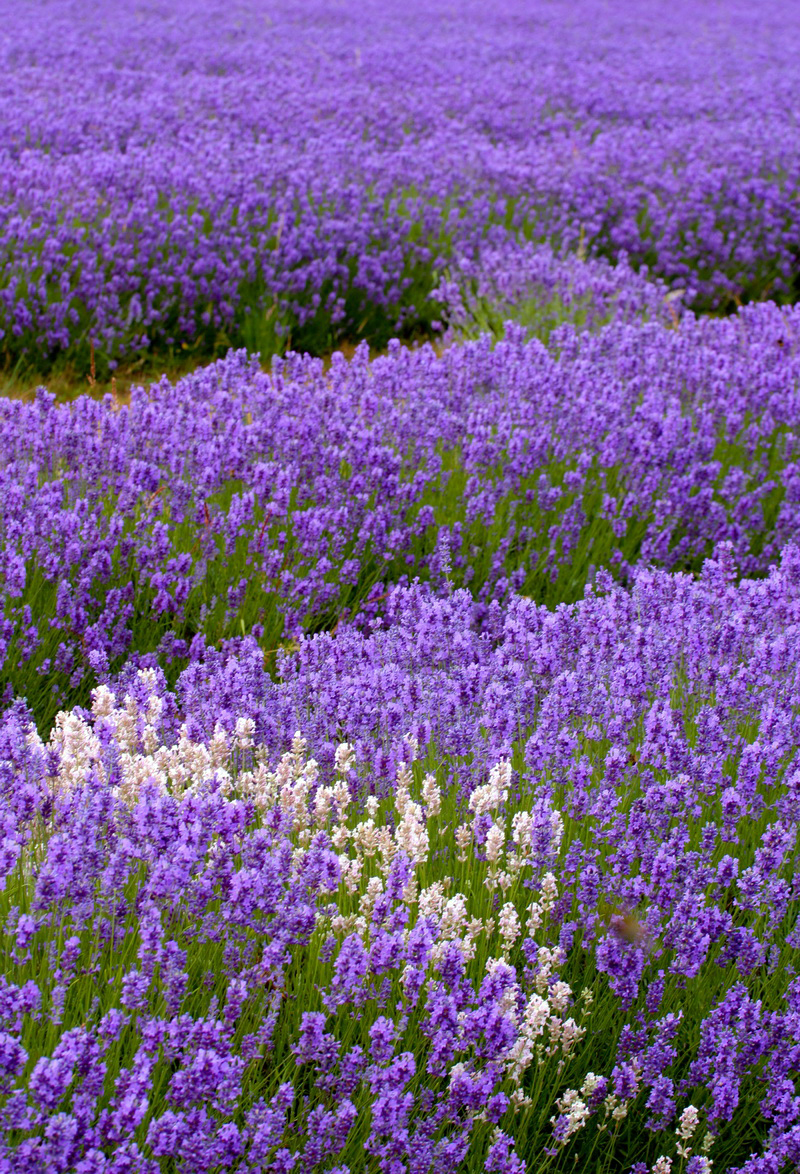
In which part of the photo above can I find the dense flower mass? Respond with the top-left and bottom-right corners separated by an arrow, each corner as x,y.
4,366 -> 800,1171
3,2 -> 800,1171
432,238 -> 688,348
3,298 -> 800,729
1,0 -> 800,368
2,548 -> 800,1172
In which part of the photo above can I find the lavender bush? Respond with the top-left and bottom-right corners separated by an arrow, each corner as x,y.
3,3 -> 800,1169
2,0 -> 800,371
432,239 -> 686,344
4,344 -> 800,1169
2,548 -> 800,1172
4,300 -> 800,730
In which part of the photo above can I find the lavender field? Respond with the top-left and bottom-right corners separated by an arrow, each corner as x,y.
2,2 -> 800,1172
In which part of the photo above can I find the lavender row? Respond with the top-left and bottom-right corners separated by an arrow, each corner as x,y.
4,300 -> 800,727
432,239 -> 685,344
2,0 -> 800,366
2,546 -> 799,1171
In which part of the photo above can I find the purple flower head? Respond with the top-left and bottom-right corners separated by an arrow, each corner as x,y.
485,1128 -> 526,1174
293,1012 -> 340,1073
324,933 -> 369,1012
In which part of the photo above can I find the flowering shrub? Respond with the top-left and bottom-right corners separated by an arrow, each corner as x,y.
1,0 -> 800,369
2,542 -> 800,1171
4,300 -> 800,729
3,5 -> 800,1168
432,239 -> 684,345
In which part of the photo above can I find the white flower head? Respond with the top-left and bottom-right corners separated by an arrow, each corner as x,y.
455,824 -> 472,861
395,761 -> 414,815
359,875 -> 384,921
549,980 -> 572,1014
511,810 -> 532,845
580,1072 -> 603,1098
439,894 -> 469,939
396,800 -> 429,865
677,1105 -> 701,1141
485,823 -> 505,863
313,785 -> 336,828
540,871 -> 558,913
421,773 -> 441,817
234,716 -> 255,750
498,903 -> 520,951
418,882 -> 446,923
334,742 -> 355,775
91,684 -> 117,717
209,723 -> 230,768
469,759 -> 511,817
551,1089 -> 590,1142
527,900 -> 543,933
403,733 -> 419,762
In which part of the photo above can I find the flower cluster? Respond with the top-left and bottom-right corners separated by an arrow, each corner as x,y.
3,540 -> 800,1169
1,0 -> 800,366
2,704 -> 593,1172
3,5 -> 800,1168
432,238 -> 684,344
5,298 -> 800,730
